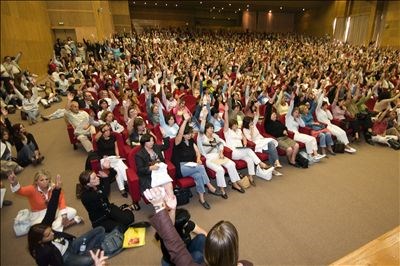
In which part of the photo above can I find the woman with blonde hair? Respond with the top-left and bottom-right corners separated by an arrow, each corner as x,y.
8,170 -> 81,232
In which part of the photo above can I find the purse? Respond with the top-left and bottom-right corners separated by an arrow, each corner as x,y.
237,175 -> 251,189
333,140 -> 345,153
256,165 -> 274,181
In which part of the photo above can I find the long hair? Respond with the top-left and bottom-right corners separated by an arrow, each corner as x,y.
242,116 -> 252,129
205,221 -> 239,266
79,170 -> 93,191
27,224 -> 49,258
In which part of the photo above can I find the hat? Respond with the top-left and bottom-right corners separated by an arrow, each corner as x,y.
183,125 -> 193,135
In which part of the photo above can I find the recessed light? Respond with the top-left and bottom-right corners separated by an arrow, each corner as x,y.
280,6 -> 283,10
144,2 -> 146,5
213,17 -> 215,19
234,11 -> 237,13
154,2 -> 157,5
176,4 -> 178,7
200,1 -> 202,4
165,3 -> 167,6
222,7 -> 224,10
302,8 -> 305,11
269,10 -> 272,13
238,8 -> 241,11
246,8 -> 249,11
247,4 -> 249,7
133,1 -> 135,4
228,18 -> 230,20
229,3 -> 231,6
213,6 -> 215,9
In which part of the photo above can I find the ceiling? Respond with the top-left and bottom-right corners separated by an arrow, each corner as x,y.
129,1 -> 333,14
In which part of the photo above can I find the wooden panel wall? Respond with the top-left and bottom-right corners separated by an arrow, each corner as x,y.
47,1 -> 113,42
109,1 -> 131,34
257,12 -> 294,32
242,11 -> 257,32
380,1 -> 400,48
1,1 -> 53,76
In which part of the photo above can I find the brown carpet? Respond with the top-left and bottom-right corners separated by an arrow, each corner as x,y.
1,101 -> 399,266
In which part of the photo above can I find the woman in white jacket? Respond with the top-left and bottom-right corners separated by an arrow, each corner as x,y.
286,93 -> 326,161
315,89 -> 356,153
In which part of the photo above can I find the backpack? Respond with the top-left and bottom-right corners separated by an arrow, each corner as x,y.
295,153 -> 309,168
101,227 -> 124,258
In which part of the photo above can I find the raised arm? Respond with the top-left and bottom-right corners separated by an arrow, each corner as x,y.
175,112 -> 191,145
223,103 -> 229,132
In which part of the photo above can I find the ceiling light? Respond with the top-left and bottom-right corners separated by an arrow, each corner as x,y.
222,7 -> 224,10
228,18 -> 231,20
213,6 -> 215,9
234,11 -> 237,13
302,8 -> 305,11
133,1 -> 135,4
229,3 -> 231,6
144,2 -> 146,5
269,10 -> 272,13
238,8 -> 241,11
246,8 -> 249,11
165,3 -> 167,6
176,3 -> 178,7
247,4 -> 249,7
154,2 -> 157,5
280,6 -> 283,10
213,17 -> 215,19
200,1 -> 202,4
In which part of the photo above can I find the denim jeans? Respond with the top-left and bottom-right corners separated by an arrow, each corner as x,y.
180,163 -> 210,194
264,141 -> 279,165
63,227 -> 105,266
17,142 -> 36,166
161,234 -> 206,266
318,132 -> 334,148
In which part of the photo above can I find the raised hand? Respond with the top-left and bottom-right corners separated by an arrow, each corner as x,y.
143,187 -> 166,206
164,193 -> 177,210
7,171 -> 17,185
55,174 -> 62,189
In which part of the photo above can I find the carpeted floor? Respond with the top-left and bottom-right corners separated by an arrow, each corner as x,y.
1,101 -> 399,266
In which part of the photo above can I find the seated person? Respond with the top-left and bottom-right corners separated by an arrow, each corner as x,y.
12,123 -> 44,166
95,124 -> 128,198
79,169 -> 135,232
172,113 -> 221,210
8,170 -> 81,232
135,133 -> 173,197
28,174 -> 105,266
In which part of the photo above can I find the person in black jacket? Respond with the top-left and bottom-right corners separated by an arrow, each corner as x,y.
79,168 -> 135,232
263,98 -> 299,167
135,133 -> 173,196
27,174 -> 105,266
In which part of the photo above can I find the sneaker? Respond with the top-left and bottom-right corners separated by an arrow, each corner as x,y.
345,147 -> 356,153
314,154 -> 326,160
73,216 -> 84,224
273,170 -> 283,176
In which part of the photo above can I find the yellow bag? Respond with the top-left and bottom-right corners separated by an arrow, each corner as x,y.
238,175 -> 251,189
123,227 -> 146,248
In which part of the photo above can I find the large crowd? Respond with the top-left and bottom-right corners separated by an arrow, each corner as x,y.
1,28 -> 399,266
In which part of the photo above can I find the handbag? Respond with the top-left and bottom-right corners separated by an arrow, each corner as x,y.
237,175 -> 251,189
102,227 -> 124,258
174,187 -> 192,206
295,153 -> 309,168
123,227 -> 146,248
256,165 -> 274,181
13,209 -> 31,237
333,140 -> 345,153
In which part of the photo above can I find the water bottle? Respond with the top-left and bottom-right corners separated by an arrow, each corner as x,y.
79,238 -> 87,255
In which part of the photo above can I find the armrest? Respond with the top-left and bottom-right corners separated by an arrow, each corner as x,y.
223,146 -> 233,159
286,130 -> 295,139
246,140 -> 256,150
165,160 -> 176,178
299,126 -> 312,135
126,168 -> 141,203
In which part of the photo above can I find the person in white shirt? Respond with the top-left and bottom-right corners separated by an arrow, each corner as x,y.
64,93 -> 95,152
197,109 -> 242,199
316,90 -> 356,153
223,104 -> 270,186
100,111 -> 124,134
286,94 -> 326,161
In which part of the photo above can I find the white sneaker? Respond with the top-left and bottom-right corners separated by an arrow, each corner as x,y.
273,170 -> 283,176
345,147 -> 356,153
314,154 -> 326,160
73,216 -> 83,224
